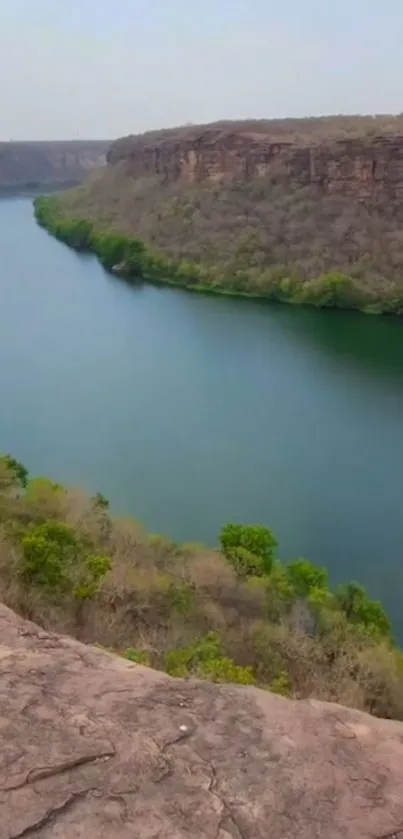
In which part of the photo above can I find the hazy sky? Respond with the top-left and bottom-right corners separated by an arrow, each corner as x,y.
1,0 -> 402,140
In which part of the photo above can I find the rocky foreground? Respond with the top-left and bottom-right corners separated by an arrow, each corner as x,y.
1,604 -> 403,838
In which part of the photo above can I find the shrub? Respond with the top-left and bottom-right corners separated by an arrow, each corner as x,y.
123,648 -> 151,666
286,559 -> 329,598
264,564 -> 296,621
1,455 -> 402,716
33,172 -> 403,315
24,477 -> 67,519
296,272 -> 359,308
335,582 -> 391,638
220,523 -> 278,576
165,632 -> 221,677
91,232 -> 128,269
20,520 -> 110,601
201,656 -> 255,685
225,545 -> 266,578
167,582 -> 195,617
165,633 -> 255,684
0,455 -> 29,489
270,671 -> 292,697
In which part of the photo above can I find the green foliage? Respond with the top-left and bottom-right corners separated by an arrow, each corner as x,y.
73,553 -> 111,600
295,272 -> 359,309
91,232 -> 128,268
335,582 -> 391,637
165,632 -> 221,677
123,648 -> 151,666
167,582 -> 195,617
33,168 -> 403,316
4,455 -> 29,488
0,449 -> 400,714
20,519 -> 110,600
225,546 -> 266,578
0,454 -> 29,491
21,520 -> 75,591
24,477 -> 66,515
201,656 -> 255,685
66,219 -> 93,249
34,199 -> 93,250
264,564 -> 297,621
286,559 -> 329,598
269,671 -> 292,697
165,633 -> 255,684
220,522 -> 278,576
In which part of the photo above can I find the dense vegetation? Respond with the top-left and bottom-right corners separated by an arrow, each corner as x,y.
35,191 -> 403,315
34,165 -> 403,315
1,453 -> 402,719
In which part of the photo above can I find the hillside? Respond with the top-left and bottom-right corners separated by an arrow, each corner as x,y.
0,140 -> 108,192
0,453 -> 402,722
35,115 -> 403,314
2,604 -> 403,839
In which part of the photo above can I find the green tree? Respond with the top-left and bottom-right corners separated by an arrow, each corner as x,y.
264,563 -> 297,621
66,219 -> 93,249
0,454 -> 28,490
21,521 -> 78,591
125,238 -> 146,275
286,559 -> 329,598
220,523 -> 278,576
92,233 -> 128,269
20,520 -> 110,601
335,582 -> 391,637
298,273 -> 358,309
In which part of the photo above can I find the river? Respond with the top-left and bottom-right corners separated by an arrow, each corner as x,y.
1,197 -> 403,634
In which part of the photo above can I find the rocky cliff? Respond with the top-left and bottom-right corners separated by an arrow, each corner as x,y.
0,140 -> 108,191
2,602 -> 403,839
108,119 -> 403,202
42,117 -> 403,312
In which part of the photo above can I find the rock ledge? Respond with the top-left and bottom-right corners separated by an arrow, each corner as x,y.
1,604 -> 403,838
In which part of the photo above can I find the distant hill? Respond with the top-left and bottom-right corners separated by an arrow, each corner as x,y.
34,116 -> 403,313
0,140 -> 108,192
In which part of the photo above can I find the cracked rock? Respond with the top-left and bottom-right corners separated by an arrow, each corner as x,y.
0,604 -> 403,838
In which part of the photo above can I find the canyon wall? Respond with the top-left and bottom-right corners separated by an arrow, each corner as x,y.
0,140 -> 108,191
108,126 -> 403,202
50,119 -> 403,308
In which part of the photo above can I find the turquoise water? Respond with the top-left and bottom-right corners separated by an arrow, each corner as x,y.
2,197 -> 403,633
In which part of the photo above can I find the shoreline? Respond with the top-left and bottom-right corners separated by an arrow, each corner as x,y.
33,195 -> 402,317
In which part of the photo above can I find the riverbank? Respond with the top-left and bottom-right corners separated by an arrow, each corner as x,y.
34,195 -> 403,316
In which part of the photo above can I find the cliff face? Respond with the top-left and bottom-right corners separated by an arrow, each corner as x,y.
0,140 -> 108,190
2,602 -> 403,839
50,118 -> 403,311
108,127 -> 403,202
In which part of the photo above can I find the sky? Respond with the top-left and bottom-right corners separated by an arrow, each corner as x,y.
1,0 -> 403,140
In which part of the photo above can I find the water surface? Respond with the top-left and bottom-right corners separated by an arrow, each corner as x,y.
1,198 -> 403,633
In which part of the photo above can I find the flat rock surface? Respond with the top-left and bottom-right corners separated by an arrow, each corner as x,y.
1,604 -> 403,838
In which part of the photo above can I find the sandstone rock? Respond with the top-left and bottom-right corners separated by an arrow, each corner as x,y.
107,123 -> 403,202
1,603 -> 403,838
0,141 -> 108,190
